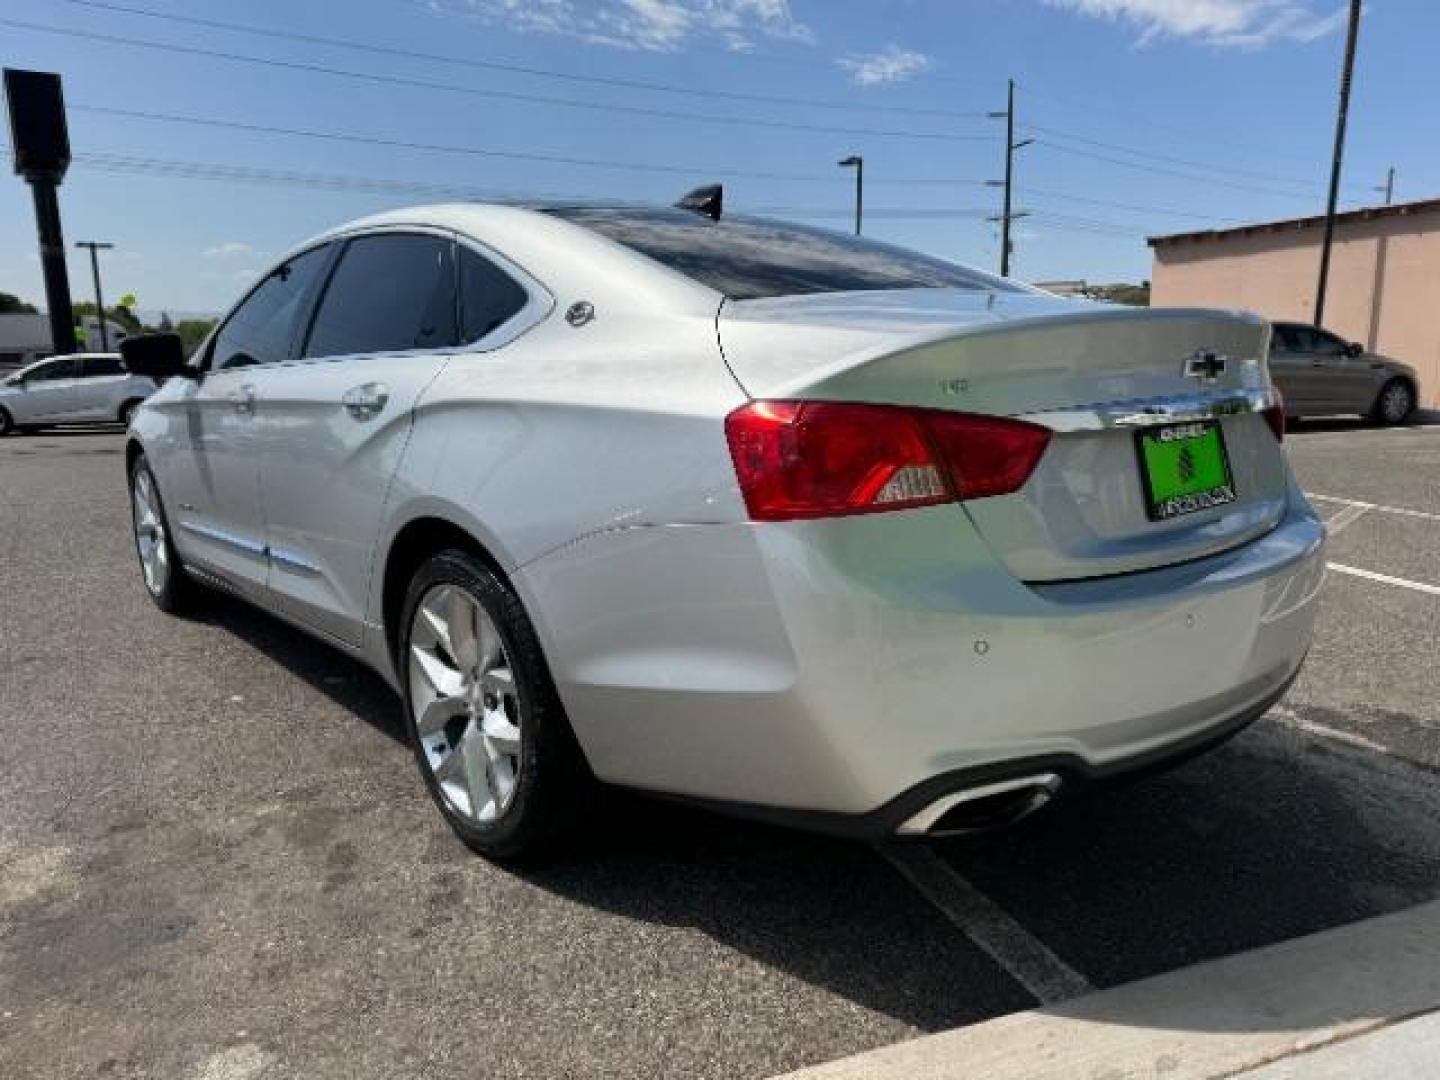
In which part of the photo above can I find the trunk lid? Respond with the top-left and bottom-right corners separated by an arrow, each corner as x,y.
718,288 -> 1286,581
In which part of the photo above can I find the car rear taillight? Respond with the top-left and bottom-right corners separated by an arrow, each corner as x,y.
724,400 -> 1051,522
1262,396 -> 1285,443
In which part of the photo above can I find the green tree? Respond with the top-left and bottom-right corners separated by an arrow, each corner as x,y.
73,301 -> 144,334
175,319 -> 217,350
1087,282 -> 1151,307
0,292 -> 38,314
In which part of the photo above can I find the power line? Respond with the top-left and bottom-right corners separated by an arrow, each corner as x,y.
56,0 -> 989,121
0,17 -> 991,143
1031,139 -> 1333,201
70,104 -> 869,184
0,145 -> 1084,232
1019,81 -> 1361,176
1024,124 -> 1339,193
1018,186 -> 1239,224
74,103 -> 1243,227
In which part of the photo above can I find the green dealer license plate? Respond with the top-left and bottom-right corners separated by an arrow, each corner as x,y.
1136,421 -> 1236,521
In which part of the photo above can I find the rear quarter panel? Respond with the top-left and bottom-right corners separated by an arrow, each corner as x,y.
368,307 -> 750,635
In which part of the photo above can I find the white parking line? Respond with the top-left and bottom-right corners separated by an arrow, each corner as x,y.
1309,493 -> 1440,525
1270,705 -> 1391,754
1327,561 -> 1440,597
1321,503 -> 1371,535
878,844 -> 1093,1005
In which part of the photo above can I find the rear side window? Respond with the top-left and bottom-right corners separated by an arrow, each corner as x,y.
544,207 -> 1021,300
459,247 -> 528,344
85,356 -> 125,376
304,234 -> 457,359
212,246 -> 331,370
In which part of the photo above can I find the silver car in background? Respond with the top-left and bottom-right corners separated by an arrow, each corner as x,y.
0,353 -> 157,435
1269,321 -> 1421,424
122,203 -> 1325,861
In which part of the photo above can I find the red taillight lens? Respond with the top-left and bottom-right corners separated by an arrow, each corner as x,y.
1263,395 -> 1286,442
924,410 -> 1053,500
724,400 -> 1051,522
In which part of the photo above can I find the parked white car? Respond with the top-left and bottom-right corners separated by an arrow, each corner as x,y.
122,203 -> 1325,861
0,353 -> 157,434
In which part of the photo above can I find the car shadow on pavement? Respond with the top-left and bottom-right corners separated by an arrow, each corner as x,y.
161,591 -> 1440,1040
935,719 -> 1440,994
181,590 -> 1034,1033
194,591 -> 408,745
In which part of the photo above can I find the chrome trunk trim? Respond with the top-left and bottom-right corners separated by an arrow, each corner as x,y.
1020,387 -> 1280,433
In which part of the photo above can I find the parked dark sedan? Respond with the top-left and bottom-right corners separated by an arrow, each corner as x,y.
1269,322 -> 1420,424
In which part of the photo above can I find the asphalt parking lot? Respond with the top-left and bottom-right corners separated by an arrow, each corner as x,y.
2,419 -> 1438,1080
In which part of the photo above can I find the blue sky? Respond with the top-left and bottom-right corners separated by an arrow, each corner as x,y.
2,0 -> 1435,315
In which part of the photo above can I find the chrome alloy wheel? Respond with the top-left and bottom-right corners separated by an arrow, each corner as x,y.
408,583 -> 523,824
132,467 -> 170,596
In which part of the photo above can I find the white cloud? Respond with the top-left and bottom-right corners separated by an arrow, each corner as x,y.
838,44 -> 932,85
429,0 -> 812,52
202,242 -> 258,259
1044,0 -> 1350,47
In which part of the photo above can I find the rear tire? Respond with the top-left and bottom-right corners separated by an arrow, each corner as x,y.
1371,379 -> 1414,426
398,550 -> 590,863
129,454 -> 199,614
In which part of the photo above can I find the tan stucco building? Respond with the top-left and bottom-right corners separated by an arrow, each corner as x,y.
1150,198 -> 1440,408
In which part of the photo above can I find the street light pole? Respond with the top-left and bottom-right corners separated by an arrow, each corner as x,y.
838,155 -> 863,235
1314,0 -> 1363,328
75,239 -> 114,351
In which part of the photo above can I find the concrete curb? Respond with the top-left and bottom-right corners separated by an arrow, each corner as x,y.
771,900 -> 1440,1080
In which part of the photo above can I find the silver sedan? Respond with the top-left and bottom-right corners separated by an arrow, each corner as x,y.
0,353 -> 157,434
122,203 -> 1325,860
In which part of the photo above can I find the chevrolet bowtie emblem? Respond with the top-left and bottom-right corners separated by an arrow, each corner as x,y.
1184,349 -> 1227,382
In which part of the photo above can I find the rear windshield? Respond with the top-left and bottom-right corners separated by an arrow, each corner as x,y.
544,207 -> 1020,301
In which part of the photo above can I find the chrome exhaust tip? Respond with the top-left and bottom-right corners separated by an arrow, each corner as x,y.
896,773 -> 1062,837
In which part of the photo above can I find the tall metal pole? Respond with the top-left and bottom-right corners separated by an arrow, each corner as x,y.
76,240 -> 113,351
1378,166 -> 1395,205
1314,0 -> 1363,328
838,155 -> 863,235
29,179 -> 76,356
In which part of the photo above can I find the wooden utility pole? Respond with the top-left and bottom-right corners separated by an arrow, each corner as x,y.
1314,0 -> 1363,328
989,79 -> 1032,277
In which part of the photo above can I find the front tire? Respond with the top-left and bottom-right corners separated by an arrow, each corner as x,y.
0,407 -> 12,436
1371,379 -> 1415,426
129,454 -> 198,613
398,550 -> 588,862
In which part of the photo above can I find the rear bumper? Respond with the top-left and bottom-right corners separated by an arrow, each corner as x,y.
517,480 -> 1325,828
658,663 -> 1300,840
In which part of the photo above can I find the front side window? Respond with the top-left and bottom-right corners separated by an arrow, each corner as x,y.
211,246 -> 332,371
544,207 -> 1023,300
459,246 -> 528,344
304,234 -> 457,359
30,356 -> 79,381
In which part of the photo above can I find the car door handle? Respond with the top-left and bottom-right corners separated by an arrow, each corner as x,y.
342,382 -> 389,420
229,384 -> 256,415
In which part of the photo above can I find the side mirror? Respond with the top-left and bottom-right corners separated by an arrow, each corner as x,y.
1346,342 -> 1364,358
120,333 -> 195,381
